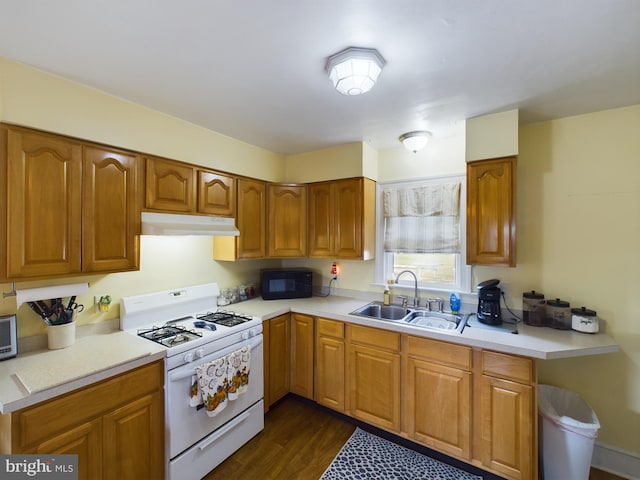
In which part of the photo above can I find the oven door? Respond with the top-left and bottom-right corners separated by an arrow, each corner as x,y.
166,334 -> 264,460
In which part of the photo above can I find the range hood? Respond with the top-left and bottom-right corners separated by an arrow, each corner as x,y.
141,212 -> 240,236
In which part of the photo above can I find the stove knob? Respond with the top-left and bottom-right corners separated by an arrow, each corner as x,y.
195,348 -> 205,359
184,352 -> 194,363
241,331 -> 249,340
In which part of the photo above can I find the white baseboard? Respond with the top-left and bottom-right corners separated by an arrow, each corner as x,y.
591,441 -> 640,479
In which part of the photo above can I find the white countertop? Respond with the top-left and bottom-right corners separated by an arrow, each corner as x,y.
0,293 -> 619,415
0,323 -> 165,414
229,294 -> 620,360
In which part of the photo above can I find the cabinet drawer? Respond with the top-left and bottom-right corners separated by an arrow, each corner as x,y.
348,325 -> 400,352
407,336 -> 472,370
482,351 -> 534,384
317,318 -> 344,339
15,361 -> 163,449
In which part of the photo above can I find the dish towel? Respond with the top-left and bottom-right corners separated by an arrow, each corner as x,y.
195,357 -> 229,417
227,346 -> 251,400
189,375 -> 200,407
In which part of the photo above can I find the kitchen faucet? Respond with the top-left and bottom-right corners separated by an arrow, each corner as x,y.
394,270 -> 419,307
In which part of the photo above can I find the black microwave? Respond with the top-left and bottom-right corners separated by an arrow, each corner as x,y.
261,269 -> 313,300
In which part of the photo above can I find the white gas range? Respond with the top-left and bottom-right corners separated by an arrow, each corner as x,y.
120,283 -> 264,480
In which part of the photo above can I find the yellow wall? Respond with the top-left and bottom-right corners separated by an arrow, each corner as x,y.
466,108 -> 519,161
284,142 -> 367,182
517,105 -> 640,452
0,58 -> 285,180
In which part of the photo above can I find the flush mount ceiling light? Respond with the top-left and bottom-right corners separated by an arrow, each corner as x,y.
399,131 -> 432,153
325,47 -> 386,96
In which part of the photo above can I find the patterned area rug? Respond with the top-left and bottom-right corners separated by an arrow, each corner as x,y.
320,428 -> 481,480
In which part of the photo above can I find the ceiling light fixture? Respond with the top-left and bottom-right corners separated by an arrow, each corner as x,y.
325,47 -> 386,96
399,131 -> 432,153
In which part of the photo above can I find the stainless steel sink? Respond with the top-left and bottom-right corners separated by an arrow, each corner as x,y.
350,301 -> 468,333
404,310 -> 465,332
350,301 -> 411,321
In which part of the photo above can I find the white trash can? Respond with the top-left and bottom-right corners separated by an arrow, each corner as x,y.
539,384 -> 600,480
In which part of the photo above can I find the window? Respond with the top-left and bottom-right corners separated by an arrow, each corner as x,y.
375,175 -> 471,293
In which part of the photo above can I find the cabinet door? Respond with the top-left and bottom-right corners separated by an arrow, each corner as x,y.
32,419 -> 103,480
334,178 -> 363,258
347,342 -> 401,432
268,314 -> 290,404
83,146 -> 140,273
103,392 -> 164,480
467,157 -> 516,266
6,127 -> 82,278
308,182 -> 334,257
406,358 -> 471,460
145,156 -> 196,212
290,313 -> 314,398
237,178 -> 266,259
315,335 -> 345,412
480,376 -> 533,480
268,184 -> 307,257
198,169 -> 236,216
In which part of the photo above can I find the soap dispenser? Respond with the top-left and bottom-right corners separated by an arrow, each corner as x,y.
383,286 -> 390,306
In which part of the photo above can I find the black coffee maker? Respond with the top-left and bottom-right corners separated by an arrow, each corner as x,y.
477,279 -> 502,325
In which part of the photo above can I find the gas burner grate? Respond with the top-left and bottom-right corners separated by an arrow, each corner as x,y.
196,309 -> 253,327
137,324 -> 203,346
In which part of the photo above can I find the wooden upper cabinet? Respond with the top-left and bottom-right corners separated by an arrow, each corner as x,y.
214,177 -> 266,260
5,126 -> 83,278
1,125 -> 141,280
308,182 -> 333,257
268,183 -> 307,257
83,146 -> 141,273
145,156 -> 196,213
237,178 -> 266,259
198,169 -> 236,216
466,157 -> 516,267
309,177 -> 375,260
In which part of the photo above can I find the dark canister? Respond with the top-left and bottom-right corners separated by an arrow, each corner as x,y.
546,298 -> 571,329
522,291 -> 546,326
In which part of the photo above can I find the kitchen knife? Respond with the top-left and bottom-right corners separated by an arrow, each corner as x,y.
28,301 -> 52,325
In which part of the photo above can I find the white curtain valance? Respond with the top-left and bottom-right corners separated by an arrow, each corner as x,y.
382,181 -> 461,254
382,182 -> 460,218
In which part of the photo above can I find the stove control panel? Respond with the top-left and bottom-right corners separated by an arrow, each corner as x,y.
241,328 -> 259,340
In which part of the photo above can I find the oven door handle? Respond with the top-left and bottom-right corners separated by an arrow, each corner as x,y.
197,409 -> 252,451
169,335 -> 262,382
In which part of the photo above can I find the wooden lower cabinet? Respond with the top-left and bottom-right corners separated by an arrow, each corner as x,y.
268,314 -> 290,405
404,336 -> 472,460
315,318 -> 345,412
290,313 -> 314,399
33,419 -> 102,479
2,361 -> 164,480
476,350 -> 536,480
261,314 -> 537,480
346,325 -> 401,432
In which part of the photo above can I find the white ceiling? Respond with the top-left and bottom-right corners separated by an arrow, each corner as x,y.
0,1 -> 638,155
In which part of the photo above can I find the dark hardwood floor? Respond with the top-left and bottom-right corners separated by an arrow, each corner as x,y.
204,395 -> 354,479
204,395 -> 626,480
